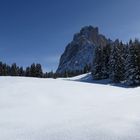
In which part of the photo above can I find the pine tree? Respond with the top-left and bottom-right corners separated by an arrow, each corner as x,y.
10,63 -> 19,76
6,65 -> 11,76
0,61 -> 3,76
19,67 -> 25,76
92,43 -> 112,80
92,46 -> 103,79
64,70 -> 69,78
1,63 -> 8,76
109,42 -> 125,83
125,40 -> 140,86
102,44 -> 112,78
47,71 -> 54,78
25,67 -> 31,77
36,63 -> 43,78
30,63 -> 36,77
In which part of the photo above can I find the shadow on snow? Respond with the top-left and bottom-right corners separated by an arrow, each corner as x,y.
65,73 -> 132,89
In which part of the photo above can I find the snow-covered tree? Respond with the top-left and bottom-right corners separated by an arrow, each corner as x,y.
125,40 -> 140,86
92,46 -> 104,79
92,44 -> 111,80
109,41 -> 126,83
102,44 -> 112,78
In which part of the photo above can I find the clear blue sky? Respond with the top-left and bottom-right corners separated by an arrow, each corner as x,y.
0,0 -> 140,72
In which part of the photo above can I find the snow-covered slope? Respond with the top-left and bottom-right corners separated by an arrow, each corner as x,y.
0,75 -> 140,140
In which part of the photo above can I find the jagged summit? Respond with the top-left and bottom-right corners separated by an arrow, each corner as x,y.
56,26 -> 110,74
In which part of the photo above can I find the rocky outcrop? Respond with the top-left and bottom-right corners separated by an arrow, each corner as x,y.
56,26 -> 110,74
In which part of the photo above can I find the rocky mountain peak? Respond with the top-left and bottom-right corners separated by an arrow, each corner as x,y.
56,26 -> 110,74
73,26 -> 98,44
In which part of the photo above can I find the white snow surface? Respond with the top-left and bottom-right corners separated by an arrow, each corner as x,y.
0,74 -> 140,140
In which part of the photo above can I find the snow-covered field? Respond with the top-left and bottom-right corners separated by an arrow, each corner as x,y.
0,74 -> 140,140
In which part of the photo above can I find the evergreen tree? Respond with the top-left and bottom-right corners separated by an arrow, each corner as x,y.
47,71 -> 54,78
10,63 -> 19,76
83,64 -> 91,73
64,70 -> 69,78
36,64 -> 43,78
6,65 -> 11,76
2,63 -> 8,76
125,40 -> 140,86
19,67 -> 25,76
109,42 -> 126,83
30,63 -> 36,77
0,61 -> 3,76
102,44 -> 111,78
25,67 -> 31,77
92,46 -> 103,79
92,44 -> 111,80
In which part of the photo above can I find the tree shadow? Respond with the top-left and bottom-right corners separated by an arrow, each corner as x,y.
65,73 -> 133,89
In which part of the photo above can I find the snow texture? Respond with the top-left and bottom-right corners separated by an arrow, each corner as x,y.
0,74 -> 140,140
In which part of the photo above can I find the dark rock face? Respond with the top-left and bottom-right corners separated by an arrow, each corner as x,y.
56,26 -> 110,74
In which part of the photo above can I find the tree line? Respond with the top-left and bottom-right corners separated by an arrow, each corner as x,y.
92,39 -> 140,86
0,62 -> 57,78
0,61 -> 91,78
